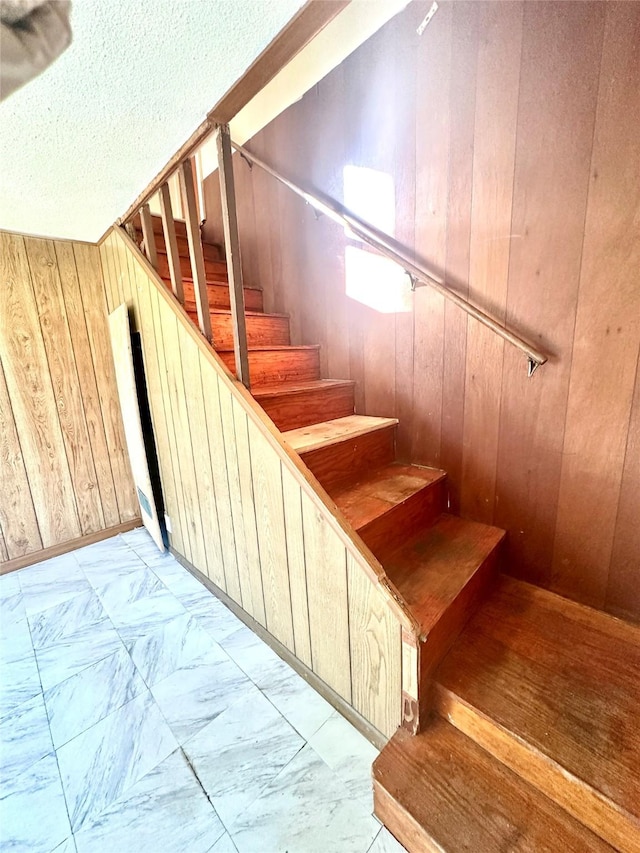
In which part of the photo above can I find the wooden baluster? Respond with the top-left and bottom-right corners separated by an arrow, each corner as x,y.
139,204 -> 158,270
158,182 -> 184,304
216,123 -> 250,388
179,158 -> 212,342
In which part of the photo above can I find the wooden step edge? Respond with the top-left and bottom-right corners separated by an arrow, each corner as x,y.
214,345 -> 320,354
284,415 -> 399,455
252,379 -> 356,399
355,471 -> 448,556
433,684 -> 640,853
166,276 -> 263,293
373,722 -> 617,853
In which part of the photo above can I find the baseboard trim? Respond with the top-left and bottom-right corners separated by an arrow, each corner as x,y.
0,519 -> 142,575
171,548 -> 388,751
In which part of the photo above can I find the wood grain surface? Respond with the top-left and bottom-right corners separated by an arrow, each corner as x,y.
0,232 -> 137,568
206,1 -> 640,620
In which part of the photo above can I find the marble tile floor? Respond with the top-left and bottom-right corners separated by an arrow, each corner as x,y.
0,528 -> 407,853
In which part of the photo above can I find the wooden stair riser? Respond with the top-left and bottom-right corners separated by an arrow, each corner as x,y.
157,252 -> 229,283
185,311 -> 290,349
255,383 -> 356,431
433,687 -> 639,853
134,217 -> 223,260
411,546 -> 501,732
373,723 -> 616,853
359,477 -> 448,557
299,425 -> 397,492
217,347 -> 320,385
182,282 -> 264,313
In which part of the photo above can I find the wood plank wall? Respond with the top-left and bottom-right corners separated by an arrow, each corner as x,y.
202,1 -> 640,623
100,229 -> 403,738
0,232 -> 139,569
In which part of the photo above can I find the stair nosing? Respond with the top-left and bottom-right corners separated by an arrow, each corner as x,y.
283,415 -> 399,454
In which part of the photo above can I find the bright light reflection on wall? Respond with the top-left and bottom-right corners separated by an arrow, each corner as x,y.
345,246 -> 413,314
343,165 -> 395,236
343,165 -> 411,313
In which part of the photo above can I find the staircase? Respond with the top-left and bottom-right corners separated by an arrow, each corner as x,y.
133,214 -> 640,853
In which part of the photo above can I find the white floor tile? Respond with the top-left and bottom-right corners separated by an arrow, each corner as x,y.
44,646 -> 146,748
208,831 -> 238,853
0,646 -> 41,718
259,660 -> 335,741
35,619 -> 124,692
51,836 -> 77,853
97,569 -> 186,640
309,711 -> 379,812
0,570 -> 21,599
0,694 -> 53,791
229,744 -> 380,853
219,624 -> 282,681
57,689 -> 177,831
183,688 -> 304,829
183,592 -> 245,643
367,827 -> 408,853
151,645 -> 255,743
73,749 -> 224,853
0,752 -> 71,853
126,612 -> 213,686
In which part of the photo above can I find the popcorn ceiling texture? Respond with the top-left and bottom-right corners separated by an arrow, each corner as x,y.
0,0 -> 305,241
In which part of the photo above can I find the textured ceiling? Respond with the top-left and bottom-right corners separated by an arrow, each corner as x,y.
0,0 -> 305,241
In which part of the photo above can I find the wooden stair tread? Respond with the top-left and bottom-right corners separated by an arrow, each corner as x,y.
383,514 -> 505,635
252,378 -> 355,398
214,344 -> 319,353
283,415 -> 398,454
435,575 -> 640,846
327,463 -> 446,532
373,720 -> 614,853
162,274 -> 262,293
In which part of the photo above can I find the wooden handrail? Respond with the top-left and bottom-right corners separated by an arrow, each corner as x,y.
232,141 -> 548,374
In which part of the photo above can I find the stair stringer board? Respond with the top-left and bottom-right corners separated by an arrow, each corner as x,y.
100,226 -> 420,739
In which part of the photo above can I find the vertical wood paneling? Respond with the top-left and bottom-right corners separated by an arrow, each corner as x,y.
460,2 -> 523,524
495,2 -> 604,585
26,238 -> 104,535
248,419 -> 295,651
74,242 -> 139,521
440,0 -> 479,510
217,1 -> 640,619
347,554 -> 401,738
0,232 -> 81,546
179,331 -> 225,585
607,363 -> 640,619
158,306 -> 209,574
0,525 -> 8,563
302,501 -> 351,700
200,357 -> 238,592
411,2 -> 451,467
56,242 -> 120,528
552,4 -> 640,606
281,469 -> 312,667
231,397 -> 266,625
0,359 -> 42,558
1,232 -> 136,568
217,377 -> 247,603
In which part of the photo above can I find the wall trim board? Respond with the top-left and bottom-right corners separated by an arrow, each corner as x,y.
0,519 -> 142,575
171,547 -> 388,751
113,225 -> 418,637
